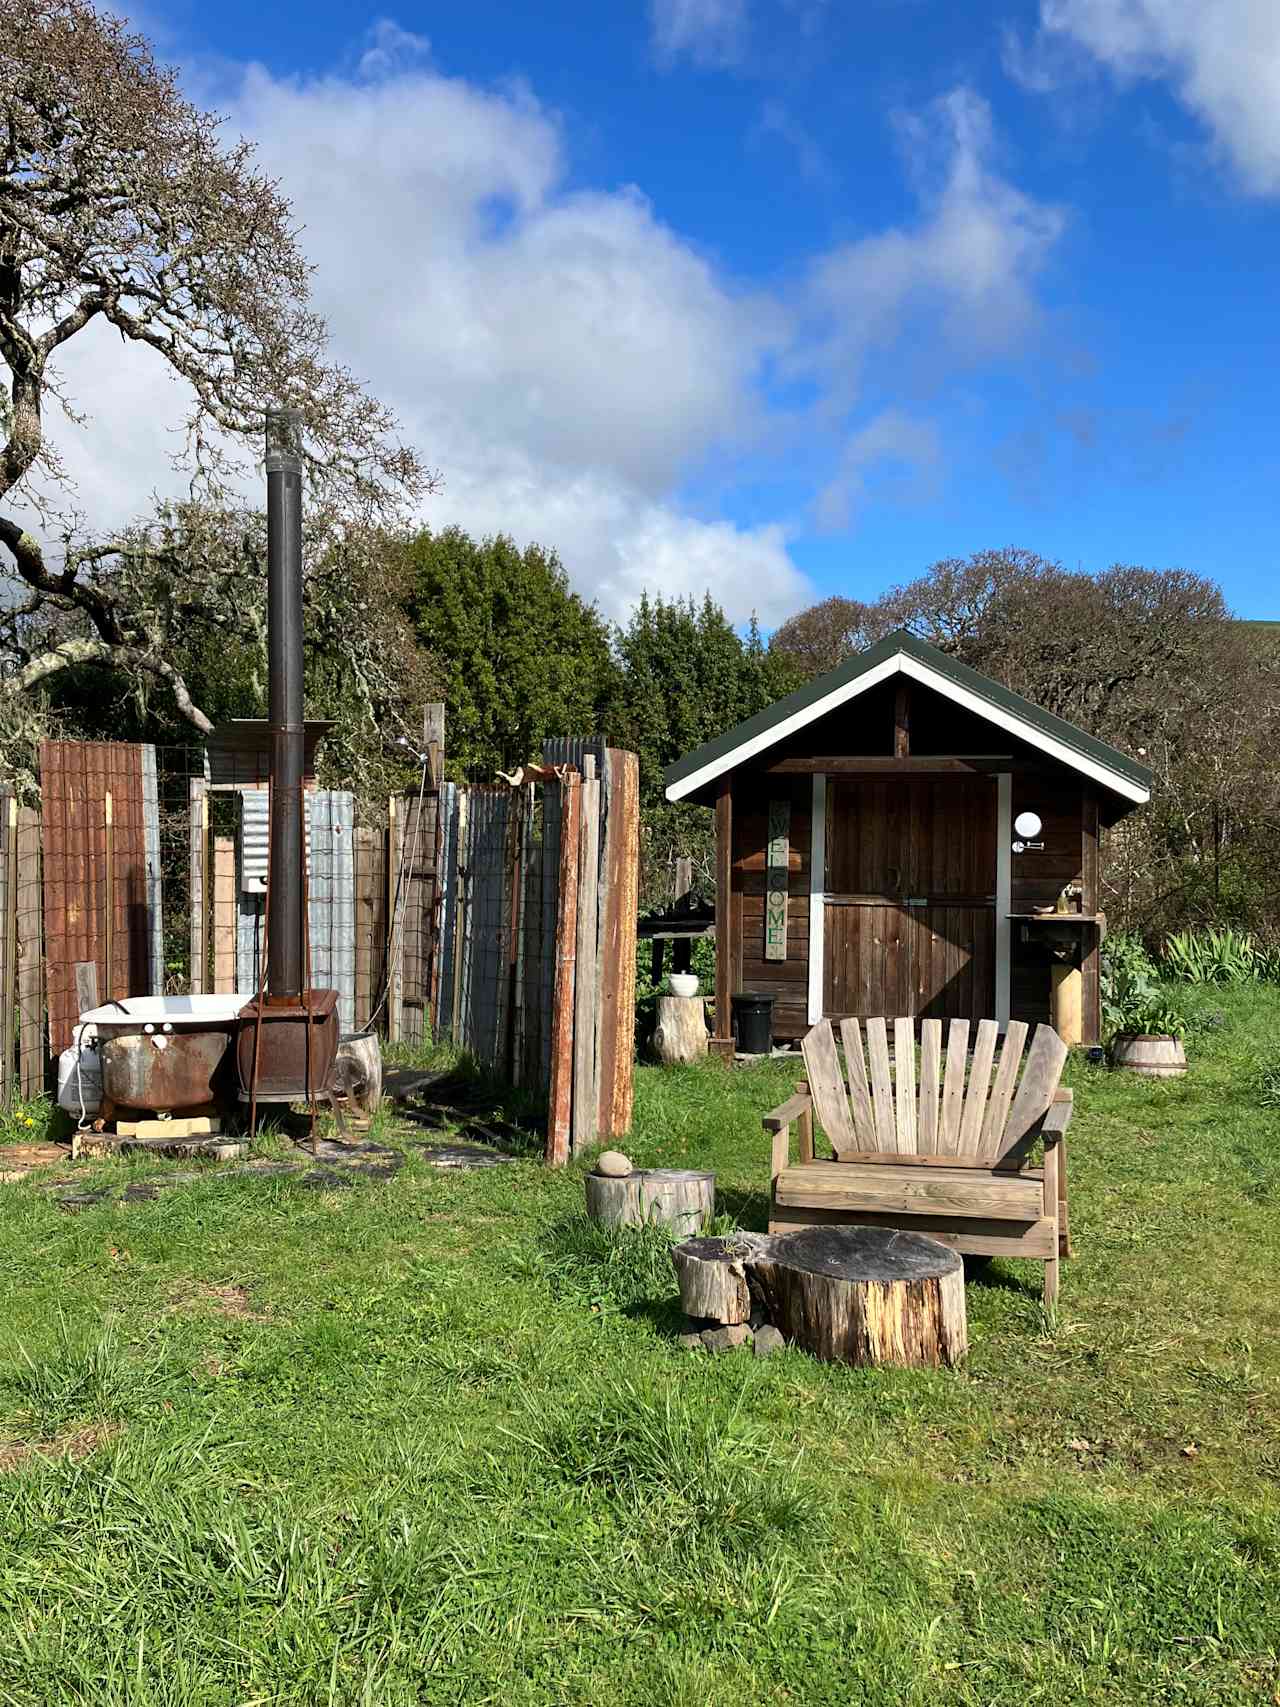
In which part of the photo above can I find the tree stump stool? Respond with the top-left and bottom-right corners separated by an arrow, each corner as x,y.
331,1032 -> 384,1126
585,1167 -> 715,1236
652,996 -> 708,1066
670,1225 -> 967,1368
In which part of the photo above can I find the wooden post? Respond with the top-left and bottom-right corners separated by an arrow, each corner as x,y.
714,777 -> 733,1043
1080,788 -> 1100,1045
894,679 -> 912,758
353,826 -> 377,1029
212,836 -> 237,992
1051,961 -> 1083,1046
103,790 -> 115,1002
546,772 -> 581,1166
674,855 -> 693,902
386,794 -> 402,1043
572,761 -> 601,1155
188,779 -> 207,995
596,750 -> 639,1140
0,796 -> 15,1103
423,702 -> 445,788
16,805 -> 43,1097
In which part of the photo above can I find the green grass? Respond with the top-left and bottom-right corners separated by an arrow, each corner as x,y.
0,987 -> 1278,1703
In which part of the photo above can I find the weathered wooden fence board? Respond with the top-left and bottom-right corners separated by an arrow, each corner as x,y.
212,837 -> 237,993
596,749 -> 639,1140
17,804 -> 43,1096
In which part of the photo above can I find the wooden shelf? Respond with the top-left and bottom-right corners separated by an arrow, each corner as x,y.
1007,913 -> 1104,924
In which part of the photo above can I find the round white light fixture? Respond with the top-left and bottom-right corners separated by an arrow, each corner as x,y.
1014,811 -> 1043,839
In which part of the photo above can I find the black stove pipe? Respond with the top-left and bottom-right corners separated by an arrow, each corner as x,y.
265,408 -> 305,1002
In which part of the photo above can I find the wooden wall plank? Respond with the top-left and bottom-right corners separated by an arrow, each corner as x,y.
715,776 -> 733,1041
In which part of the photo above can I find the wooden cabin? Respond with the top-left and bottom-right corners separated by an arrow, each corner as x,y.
664,630 -> 1151,1047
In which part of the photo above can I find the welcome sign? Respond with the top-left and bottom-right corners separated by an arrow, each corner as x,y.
765,799 -> 790,962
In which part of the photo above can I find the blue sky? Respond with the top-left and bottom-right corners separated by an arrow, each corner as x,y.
66,1 -> 1280,624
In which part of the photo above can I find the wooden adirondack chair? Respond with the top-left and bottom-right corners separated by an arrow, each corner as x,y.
763,1018 -> 1074,1301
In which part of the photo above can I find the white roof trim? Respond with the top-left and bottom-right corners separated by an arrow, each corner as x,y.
665,651 -> 1151,806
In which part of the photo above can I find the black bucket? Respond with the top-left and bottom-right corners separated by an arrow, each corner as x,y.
730,993 -> 774,1056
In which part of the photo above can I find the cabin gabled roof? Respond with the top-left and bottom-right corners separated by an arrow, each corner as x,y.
663,629 -> 1152,807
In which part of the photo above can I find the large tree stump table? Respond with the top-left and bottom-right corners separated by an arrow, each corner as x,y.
671,1225 -> 967,1368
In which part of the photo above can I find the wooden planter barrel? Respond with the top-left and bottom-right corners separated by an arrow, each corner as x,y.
1111,1034 -> 1187,1077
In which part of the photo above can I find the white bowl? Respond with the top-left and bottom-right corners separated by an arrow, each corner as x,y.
669,973 -> 700,998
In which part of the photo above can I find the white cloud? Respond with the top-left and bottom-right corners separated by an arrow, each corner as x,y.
1012,0 -> 1280,194
801,90 -> 1065,404
650,0 -> 749,69
27,41 -> 1066,633
816,409 -> 943,530
37,32 -> 804,627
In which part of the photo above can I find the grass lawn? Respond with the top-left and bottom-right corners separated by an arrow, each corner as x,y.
1,988 -> 1278,1705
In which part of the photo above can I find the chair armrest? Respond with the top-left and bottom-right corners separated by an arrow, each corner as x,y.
763,1092 -> 812,1132
1041,1088 -> 1073,1147
764,1092 -> 812,1178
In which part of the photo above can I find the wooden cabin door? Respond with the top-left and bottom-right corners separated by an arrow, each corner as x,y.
823,778 -> 996,1021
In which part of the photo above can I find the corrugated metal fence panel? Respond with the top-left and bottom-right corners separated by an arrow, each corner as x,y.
39,740 -> 160,1052
234,789 -> 355,1027
308,791 -> 356,1032
238,789 -> 312,893
237,792 -> 267,996
140,746 -> 165,996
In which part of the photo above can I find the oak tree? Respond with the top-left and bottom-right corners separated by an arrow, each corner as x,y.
0,0 -> 430,733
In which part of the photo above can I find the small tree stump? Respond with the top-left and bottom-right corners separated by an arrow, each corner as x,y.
671,1234 -> 753,1323
670,1225 -> 967,1368
585,1167 -> 714,1236
652,996 -> 708,1066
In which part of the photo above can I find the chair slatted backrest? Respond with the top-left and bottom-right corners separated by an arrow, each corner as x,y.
800,1017 -> 1067,1165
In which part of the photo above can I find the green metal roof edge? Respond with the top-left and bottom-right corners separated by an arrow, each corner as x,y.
663,628 -> 1153,797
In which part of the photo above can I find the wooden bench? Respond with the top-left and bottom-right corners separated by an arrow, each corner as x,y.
764,1017 -> 1074,1302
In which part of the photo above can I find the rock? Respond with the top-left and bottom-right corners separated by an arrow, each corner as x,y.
701,1323 -> 751,1354
595,1149 -> 633,1178
753,1325 -> 786,1359
677,1332 -> 705,1352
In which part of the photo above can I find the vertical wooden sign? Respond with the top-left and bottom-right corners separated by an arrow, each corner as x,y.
765,800 -> 790,962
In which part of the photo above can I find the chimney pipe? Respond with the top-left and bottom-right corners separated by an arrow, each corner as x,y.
265,407 -> 305,1000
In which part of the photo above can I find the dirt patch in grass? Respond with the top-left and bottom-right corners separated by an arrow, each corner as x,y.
169,1281 -> 268,1322
0,1142 -> 71,1182
0,1422 -> 117,1473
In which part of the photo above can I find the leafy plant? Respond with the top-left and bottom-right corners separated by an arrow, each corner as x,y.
1101,932 -> 1186,1039
1163,928 -> 1260,985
